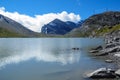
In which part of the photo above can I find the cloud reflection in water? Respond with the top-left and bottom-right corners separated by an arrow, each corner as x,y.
0,48 -> 81,69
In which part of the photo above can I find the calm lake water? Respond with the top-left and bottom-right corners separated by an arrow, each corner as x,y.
0,38 -> 112,80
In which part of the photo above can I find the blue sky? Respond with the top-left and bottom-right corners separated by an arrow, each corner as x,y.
0,0 -> 120,19
0,0 -> 120,32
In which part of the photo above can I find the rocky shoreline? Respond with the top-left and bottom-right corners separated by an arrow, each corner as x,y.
88,30 -> 120,79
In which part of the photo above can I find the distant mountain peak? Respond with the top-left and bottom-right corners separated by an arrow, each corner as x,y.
53,18 -> 61,21
51,18 -> 65,24
41,19 -> 80,35
0,14 -> 3,17
0,14 -> 10,23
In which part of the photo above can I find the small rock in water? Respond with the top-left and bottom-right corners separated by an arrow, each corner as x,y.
72,48 -> 80,50
89,50 -> 99,53
105,59 -> 113,63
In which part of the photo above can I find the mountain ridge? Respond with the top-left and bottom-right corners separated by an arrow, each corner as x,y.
67,11 -> 120,37
41,19 -> 82,35
0,14 -> 39,37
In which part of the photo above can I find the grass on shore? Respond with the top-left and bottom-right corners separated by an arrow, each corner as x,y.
0,27 -> 26,37
94,24 -> 120,36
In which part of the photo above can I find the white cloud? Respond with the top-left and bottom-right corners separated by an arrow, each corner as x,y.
0,7 -> 81,32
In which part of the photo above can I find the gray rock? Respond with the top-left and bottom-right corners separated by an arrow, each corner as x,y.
89,50 -> 99,53
115,69 -> 120,76
101,46 -> 120,55
87,68 -> 116,79
105,59 -> 113,63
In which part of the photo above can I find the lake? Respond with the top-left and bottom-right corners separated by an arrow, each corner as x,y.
0,38 -> 112,80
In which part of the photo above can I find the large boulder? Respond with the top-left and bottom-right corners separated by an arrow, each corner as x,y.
87,68 -> 116,78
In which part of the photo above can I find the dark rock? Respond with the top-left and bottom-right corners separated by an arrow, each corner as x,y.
105,43 -> 117,48
102,46 -> 120,55
89,46 -> 103,53
72,48 -> 80,50
96,52 -> 109,56
108,47 -> 120,53
92,46 -> 103,50
114,37 -> 120,42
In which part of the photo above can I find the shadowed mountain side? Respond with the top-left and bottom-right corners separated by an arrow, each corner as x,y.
41,19 -> 82,35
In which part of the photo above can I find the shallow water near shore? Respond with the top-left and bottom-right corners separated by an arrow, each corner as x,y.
0,38 -> 114,80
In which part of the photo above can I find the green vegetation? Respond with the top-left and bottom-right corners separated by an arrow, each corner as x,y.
0,24 -> 120,38
65,24 -> 120,37
94,24 -> 120,36
66,32 -> 90,37
66,29 -> 95,37
0,28 -> 26,37
0,27 -> 63,38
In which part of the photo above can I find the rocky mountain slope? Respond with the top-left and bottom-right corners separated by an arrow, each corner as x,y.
67,11 -> 120,37
41,19 -> 82,35
0,14 -> 39,37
